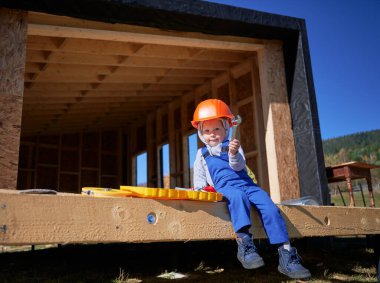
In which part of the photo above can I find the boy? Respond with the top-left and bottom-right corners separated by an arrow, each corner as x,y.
191,99 -> 311,279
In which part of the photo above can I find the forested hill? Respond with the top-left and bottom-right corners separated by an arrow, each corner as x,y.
323,129 -> 380,167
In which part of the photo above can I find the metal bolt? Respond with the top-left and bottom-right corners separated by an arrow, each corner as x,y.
147,212 -> 157,224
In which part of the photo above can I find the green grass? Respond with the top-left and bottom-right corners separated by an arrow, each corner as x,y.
330,190 -> 380,207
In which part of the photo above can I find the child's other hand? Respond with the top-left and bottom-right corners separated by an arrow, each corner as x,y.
229,139 -> 240,156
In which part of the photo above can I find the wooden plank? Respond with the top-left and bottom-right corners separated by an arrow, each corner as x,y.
26,91 -> 175,99
25,63 -> 170,77
257,41 -> 300,203
250,57 -> 269,189
27,50 -> 233,70
146,113 -> 156,188
0,9 -> 27,190
181,96 -> 190,187
28,36 -> 141,56
25,83 -> 146,91
168,102 -> 178,187
27,22 -> 263,52
0,190 -> 379,245
28,37 -> 256,62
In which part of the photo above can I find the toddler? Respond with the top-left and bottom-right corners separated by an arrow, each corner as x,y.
191,99 -> 311,279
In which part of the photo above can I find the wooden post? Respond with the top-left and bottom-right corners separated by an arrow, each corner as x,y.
168,102 -> 177,187
250,57 -> 270,190
0,9 -> 27,190
257,41 -> 300,203
146,113 -> 156,187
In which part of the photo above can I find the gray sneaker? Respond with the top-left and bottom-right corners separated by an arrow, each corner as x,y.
278,246 -> 311,279
236,235 -> 265,269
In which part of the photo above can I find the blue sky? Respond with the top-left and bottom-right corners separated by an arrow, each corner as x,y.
207,0 -> 380,140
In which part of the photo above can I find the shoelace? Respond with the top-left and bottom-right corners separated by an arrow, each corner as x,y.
288,250 -> 302,265
244,243 -> 256,256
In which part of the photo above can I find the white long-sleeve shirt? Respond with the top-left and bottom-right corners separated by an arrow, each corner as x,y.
192,143 -> 247,189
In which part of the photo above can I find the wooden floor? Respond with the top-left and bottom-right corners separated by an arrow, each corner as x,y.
0,189 -> 379,245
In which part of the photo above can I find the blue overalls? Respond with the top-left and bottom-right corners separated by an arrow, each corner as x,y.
202,140 -> 289,244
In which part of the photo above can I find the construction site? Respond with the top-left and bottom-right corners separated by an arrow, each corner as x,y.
0,0 -> 379,281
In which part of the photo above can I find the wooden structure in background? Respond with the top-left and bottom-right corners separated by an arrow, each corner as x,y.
11,10 -> 300,201
0,1 -> 378,245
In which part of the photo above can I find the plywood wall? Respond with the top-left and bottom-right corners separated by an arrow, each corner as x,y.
0,8 -> 27,189
18,131 -> 122,192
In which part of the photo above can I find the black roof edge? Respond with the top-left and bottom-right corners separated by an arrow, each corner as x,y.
0,0 -> 305,40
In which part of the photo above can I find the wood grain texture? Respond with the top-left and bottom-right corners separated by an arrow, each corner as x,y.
257,41 -> 300,203
0,8 -> 27,190
0,190 -> 379,245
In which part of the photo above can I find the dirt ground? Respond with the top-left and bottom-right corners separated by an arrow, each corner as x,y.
0,237 -> 378,283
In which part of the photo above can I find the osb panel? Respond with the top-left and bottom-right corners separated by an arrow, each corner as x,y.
81,170 -> 98,187
272,102 -> 300,199
101,131 -> 118,152
161,114 -> 168,140
38,147 -> 58,165
82,150 -> 99,168
17,171 -> 29,190
39,135 -> 59,145
83,132 -> 99,150
60,174 -> 79,193
217,84 -> 230,105
60,150 -> 79,172
151,119 -> 156,139
235,73 -> 252,101
1,190 -> 380,245
258,42 -> 300,202
174,108 -> 181,130
0,9 -> 27,94
36,166 -> 58,188
136,126 -> 146,152
0,9 -> 27,189
61,133 -> 80,148
101,154 -> 117,175
239,103 -> 256,152
18,144 -> 29,169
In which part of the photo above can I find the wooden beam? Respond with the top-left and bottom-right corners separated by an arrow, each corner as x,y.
0,9 -> 27,190
250,57 -> 269,190
27,50 -> 232,70
0,190 -> 379,245
27,23 -> 263,52
257,41 -> 301,203
25,83 -> 146,91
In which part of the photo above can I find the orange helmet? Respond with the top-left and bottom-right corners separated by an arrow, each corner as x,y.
191,99 -> 233,129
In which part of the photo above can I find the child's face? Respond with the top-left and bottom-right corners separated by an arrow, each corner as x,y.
201,119 -> 226,147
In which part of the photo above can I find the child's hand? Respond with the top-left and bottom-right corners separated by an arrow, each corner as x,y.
229,139 -> 240,156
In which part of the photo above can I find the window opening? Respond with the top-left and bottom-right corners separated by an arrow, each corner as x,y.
136,152 -> 147,186
160,144 -> 170,188
187,133 -> 198,187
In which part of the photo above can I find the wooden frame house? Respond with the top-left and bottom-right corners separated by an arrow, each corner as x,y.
0,0 -> 379,245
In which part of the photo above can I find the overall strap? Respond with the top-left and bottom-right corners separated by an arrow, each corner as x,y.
201,140 -> 229,159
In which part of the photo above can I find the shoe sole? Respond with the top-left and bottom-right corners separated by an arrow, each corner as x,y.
278,265 -> 311,279
238,256 -> 265,269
